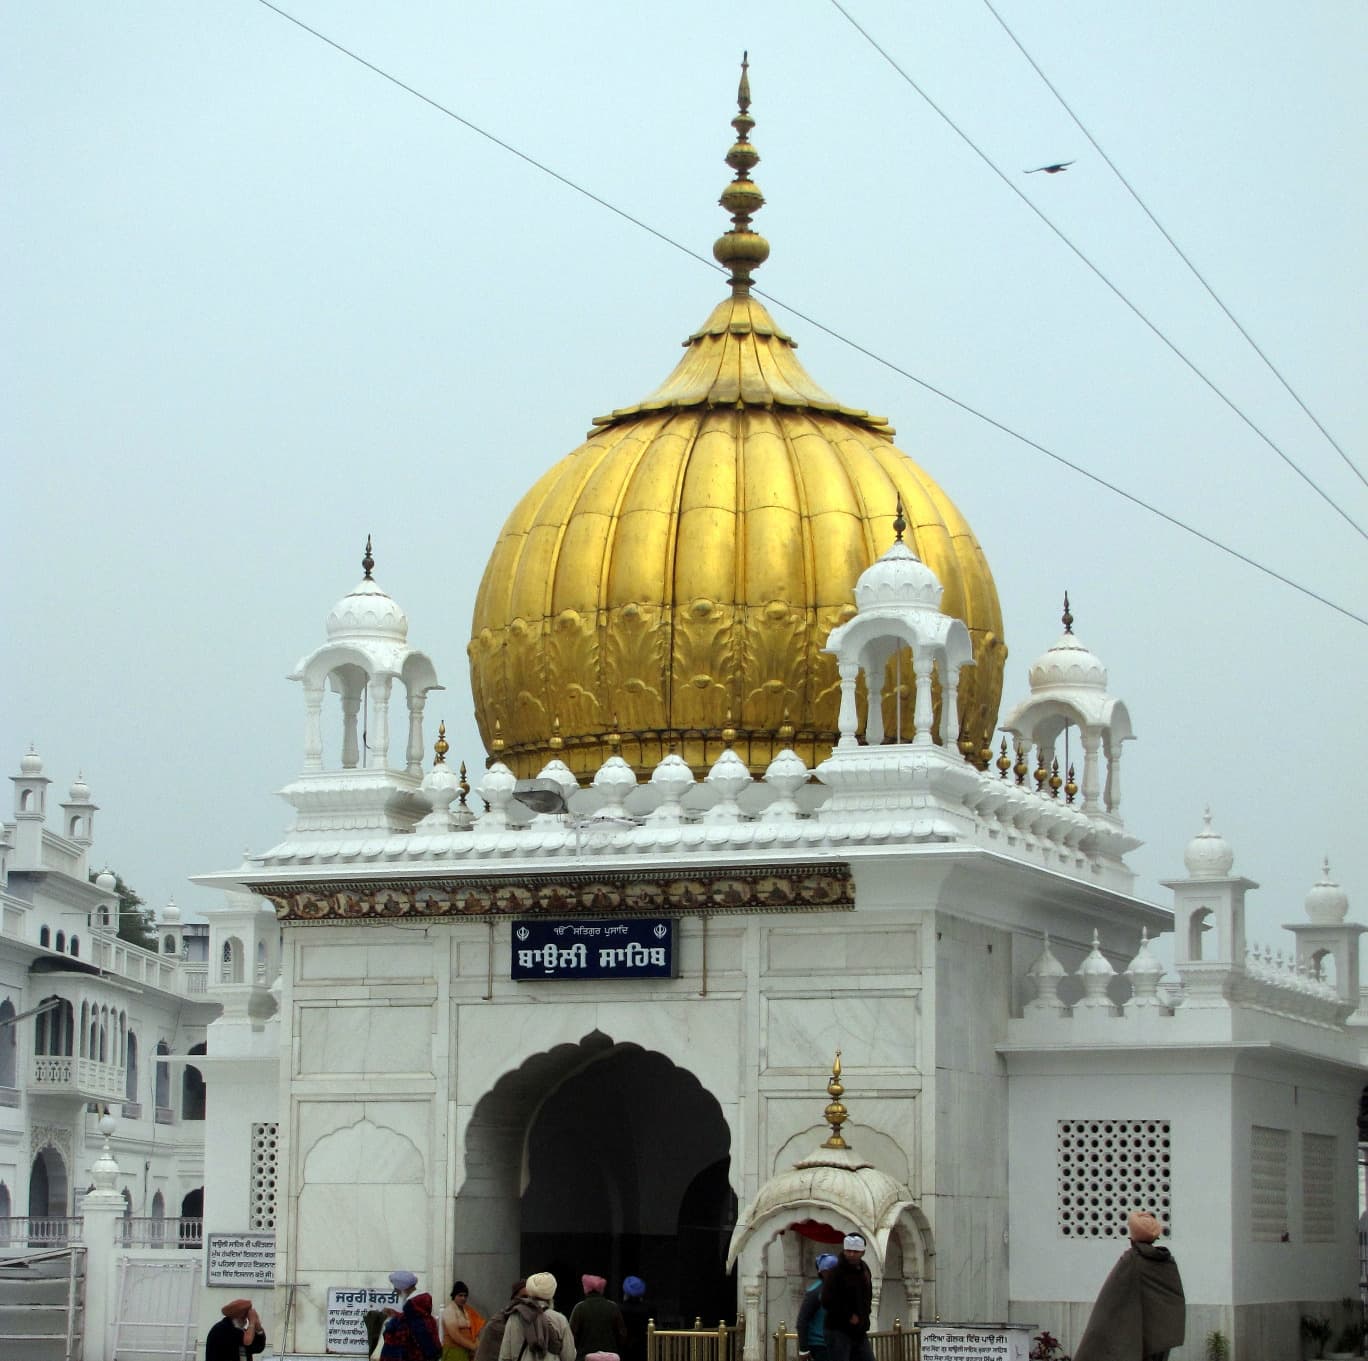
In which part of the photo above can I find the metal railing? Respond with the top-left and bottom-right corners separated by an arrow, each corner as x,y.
116,1216 -> 202,1249
0,1243 -> 85,1361
0,1216 -> 84,1247
772,1321 -> 921,1361
648,1317 -> 745,1361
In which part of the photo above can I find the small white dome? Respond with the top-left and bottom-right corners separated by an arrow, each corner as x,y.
20,748 -> 43,776
1125,928 -> 1164,980
95,868 -> 117,893
1027,934 -> 1067,980
160,897 -> 181,925
326,578 -> 409,643
1183,809 -> 1234,878
1305,858 -> 1349,925
853,541 -> 943,612
1078,930 -> 1115,978
68,772 -> 91,803
1028,631 -> 1108,692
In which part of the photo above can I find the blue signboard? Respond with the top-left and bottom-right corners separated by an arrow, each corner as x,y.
511,918 -> 676,980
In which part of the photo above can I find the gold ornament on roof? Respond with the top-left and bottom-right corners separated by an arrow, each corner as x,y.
457,762 -> 470,809
433,720 -> 449,766
362,534 -> 375,581
467,60 -> 1007,781
821,1051 -> 850,1150
713,53 -> 770,295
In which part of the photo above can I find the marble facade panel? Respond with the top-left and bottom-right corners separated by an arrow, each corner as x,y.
297,1002 -> 435,1076
297,939 -> 436,982
452,996 -> 745,1111
764,922 -> 922,975
764,993 -> 920,1072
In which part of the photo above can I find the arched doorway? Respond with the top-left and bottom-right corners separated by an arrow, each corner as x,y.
456,1034 -> 736,1327
29,1144 -> 68,1218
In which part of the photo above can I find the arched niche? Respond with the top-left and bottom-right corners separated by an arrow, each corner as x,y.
456,1032 -> 736,1325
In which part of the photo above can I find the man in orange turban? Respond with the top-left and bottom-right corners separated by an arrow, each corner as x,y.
205,1298 -> 266,1360
1073,1211 -> 1185,1361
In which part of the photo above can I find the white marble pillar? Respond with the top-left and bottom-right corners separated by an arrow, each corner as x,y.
369,676 -> 393,769
941,662 -> 961,754
81,1116 -> 124,1361
1080,732 -> 1101,813
1104,743 -> 1123,813
404,691 -> 427,774
340,692 -> 361,769
912,654 -> 935,747
836,662 -> 860,750
303,683 -> 324,772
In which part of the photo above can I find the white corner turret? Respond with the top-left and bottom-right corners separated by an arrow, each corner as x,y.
1285,858 -> 1363,1005
1000,595 -> 1133,823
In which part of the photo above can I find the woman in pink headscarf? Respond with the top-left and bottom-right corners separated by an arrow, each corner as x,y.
569,1275 -> 627,1357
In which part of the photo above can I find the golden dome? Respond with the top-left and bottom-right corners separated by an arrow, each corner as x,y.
469,61 -> 1006,780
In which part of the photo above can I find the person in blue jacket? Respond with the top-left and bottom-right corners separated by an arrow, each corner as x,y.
796,1253 -> 840,1361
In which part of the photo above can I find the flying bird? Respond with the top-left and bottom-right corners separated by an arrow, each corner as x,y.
1025,160 -> 1075,175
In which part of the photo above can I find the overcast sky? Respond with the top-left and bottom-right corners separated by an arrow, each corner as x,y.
4,1 -> 1365,954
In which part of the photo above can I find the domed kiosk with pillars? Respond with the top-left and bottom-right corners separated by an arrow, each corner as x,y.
192,62 -> 1365,1361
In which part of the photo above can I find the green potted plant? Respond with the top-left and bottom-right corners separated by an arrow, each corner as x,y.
1205,1329 -> 1230,1361
1303,1315 -> 1332,1360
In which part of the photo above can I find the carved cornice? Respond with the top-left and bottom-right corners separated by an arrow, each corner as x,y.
253,861 -> 854,925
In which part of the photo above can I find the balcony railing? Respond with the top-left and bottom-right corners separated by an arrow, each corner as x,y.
0,1216 -> 84,1248
116,1216 -> 202,1249
183,965 -> 208,994
29,1054 -> 124,1101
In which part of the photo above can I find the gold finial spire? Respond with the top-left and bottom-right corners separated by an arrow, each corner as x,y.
1061,591 -> 1073,634
433,720 -> 449,766
458,761 -> 470,809
362,534 -> 375,580
549,717 -> 564,752
1065,762 -> 1078,804
996,736 -> 1011,779
722,711 -> 738,748
713,53 -> 770,295
893,495 -> 907,544
821,1050 -> 850,1149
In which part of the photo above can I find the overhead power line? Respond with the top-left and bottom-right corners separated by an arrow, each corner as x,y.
826,0 -> 1368,544
247,0 -> 1367,630
980,0 -> 1367,494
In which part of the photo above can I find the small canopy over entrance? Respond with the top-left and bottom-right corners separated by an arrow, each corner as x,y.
727,1057 -> 933,1361
456,1031 -> 736,1326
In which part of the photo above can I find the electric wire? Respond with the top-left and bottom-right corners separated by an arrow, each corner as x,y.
980,0 -> 1367,493
827,0 -> 1368,543
248,0 -> 1367,629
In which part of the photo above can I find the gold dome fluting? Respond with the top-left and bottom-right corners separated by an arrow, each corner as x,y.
469,62 -> 1006,780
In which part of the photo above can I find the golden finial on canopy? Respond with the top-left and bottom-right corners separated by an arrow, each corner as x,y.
549,717 -> 564,752
362,534 -> 375,581
893,496 -> 907,544
821,1050 -> 850,1149
433,720 -> 449,766
713,52 -> 769,295
491,719 -> 506,758
1062,591 -> 1074,635
457,761 -> 470,809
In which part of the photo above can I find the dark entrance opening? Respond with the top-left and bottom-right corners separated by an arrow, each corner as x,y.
514,1041 -> 736,1327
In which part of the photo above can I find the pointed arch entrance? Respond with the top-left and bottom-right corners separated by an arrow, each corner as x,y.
455,1032 -> 736,1327
29,1144 -> 68,1218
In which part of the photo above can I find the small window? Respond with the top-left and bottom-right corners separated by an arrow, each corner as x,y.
163,934 -> 176,955
70,936 -> 79,958
55,931 -> 66,952
40,926 -> 51,948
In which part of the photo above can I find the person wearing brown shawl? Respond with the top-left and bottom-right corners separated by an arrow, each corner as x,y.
1073,1212 -> 1185,1361
498,1274 -> 577,1361
475,1281 -> 527,1361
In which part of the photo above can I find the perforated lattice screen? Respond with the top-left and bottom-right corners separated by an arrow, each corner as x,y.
1251,1125 -> 1289,1242
1303,1133 -> 1336,1243
1058,1119 -> 1172,1237
250,1122 -> 279,1231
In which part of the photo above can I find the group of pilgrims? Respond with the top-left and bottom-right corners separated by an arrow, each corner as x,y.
362,1268 -> 652,1361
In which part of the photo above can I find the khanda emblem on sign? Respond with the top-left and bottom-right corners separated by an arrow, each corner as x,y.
516,926 -> 530,941
653,924 -> 668,939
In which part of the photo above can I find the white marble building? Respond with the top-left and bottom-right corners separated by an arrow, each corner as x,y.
0,752 -> 218,1249
193,72 -> 1368,1361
